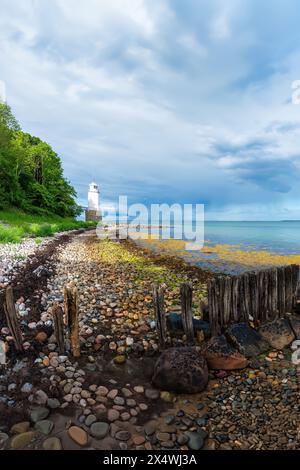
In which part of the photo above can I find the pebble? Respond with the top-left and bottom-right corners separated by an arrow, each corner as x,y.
107,389 -> 118,399
11,431 -> 36,449
0,432 -> 9,446
47,398 -> 60,409
185,431 -> 204,450
85,415 -> 97,427
107,409 -> 120,422
21,383 -> 33,394
30,407 -> 49,423
114,396 -> 125,406
68,426 -> 88,446
35,331 -> 48,343
11,422 -> 30,434
42,437 -> 62,450
133,435 -> 146,445
121,387 -> 132,397
115,430 -> 131,441
145,389 -> 160,400
97,386 -> 109,396
34,420 -> 54,435
90,422 -> 109,439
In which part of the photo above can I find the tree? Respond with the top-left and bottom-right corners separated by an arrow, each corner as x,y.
0,103 -> 21,131
0,103 -> 81,217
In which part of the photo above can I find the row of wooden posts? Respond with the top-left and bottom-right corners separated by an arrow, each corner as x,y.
208,264 -> 300,336
3,285 -> 81,357
3,265 -> 300,355
3,282 -> 195,355
152,282 -> 195,349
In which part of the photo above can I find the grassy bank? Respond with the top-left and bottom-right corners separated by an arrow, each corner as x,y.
0,208 -> 98,243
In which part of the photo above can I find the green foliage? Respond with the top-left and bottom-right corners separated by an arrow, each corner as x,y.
0,103 -> 81,217
0,208 -> 98,243
0,103 -> 20,131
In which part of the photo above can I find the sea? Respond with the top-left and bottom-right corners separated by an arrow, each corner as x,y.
132,220 -> 300,275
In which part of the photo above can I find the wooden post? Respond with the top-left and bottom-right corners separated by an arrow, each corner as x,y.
4,286 -> 23,351
277,267 -> 286,317
64,286 -> 80,358
52,304 -> 65,355
231,276 -> 239,323
180,283 -> 194,344
152,283 -> 167,349
223,276 -> 232,327
249,272 -> 259,324
291,264 -> 299,308
208,279 -> 220,336
284,265 -> 292,312
269,268 -> 278,319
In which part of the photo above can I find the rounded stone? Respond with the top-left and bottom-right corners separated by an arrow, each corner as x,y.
115,430 -> 131,441
185,431 -> 204,450
107,409 -> 120,422
82,413 -> 95,426
145,388 -> 160,400
68,426 -> 88,446
34,420 -> 54,435
30,407 -> 49,423
152,347 -> 208,393
42,437 -> 62,450
133,435 -> 146,445
11,431 -> 36,449
35,331 -> 48,343
0,432 -> 9,447
90,422 -> 109,439
11,421 -> 30,434
47,398 -> 60,409
114,396 -> 125,406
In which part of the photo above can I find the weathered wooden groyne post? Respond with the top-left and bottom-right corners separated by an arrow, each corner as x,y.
64,286 -> 80,358
4,286 -> 23,352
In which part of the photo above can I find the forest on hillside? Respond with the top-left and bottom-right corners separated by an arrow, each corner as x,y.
0,103 -> 80,217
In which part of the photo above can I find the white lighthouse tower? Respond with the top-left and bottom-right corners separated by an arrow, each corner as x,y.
86,182 -> 101,221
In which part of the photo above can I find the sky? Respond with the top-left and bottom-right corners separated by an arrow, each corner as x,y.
1,0 -> 300,220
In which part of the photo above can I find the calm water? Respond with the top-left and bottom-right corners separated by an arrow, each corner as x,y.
134,221 -> 300,274
204,221 -> 300,255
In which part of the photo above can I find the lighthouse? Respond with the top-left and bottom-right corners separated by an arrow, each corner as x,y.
86,182 -> 101,221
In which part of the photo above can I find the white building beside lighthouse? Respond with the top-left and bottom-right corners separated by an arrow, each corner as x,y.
86,182 -> 101,221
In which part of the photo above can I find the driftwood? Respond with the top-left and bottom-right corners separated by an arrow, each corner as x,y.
152,283 -> 167,349
4,286 -> 23,351
64,286 -> 80,358
208,265 -> 299,333
52,304 -> 65,355
180,283 -> 194,344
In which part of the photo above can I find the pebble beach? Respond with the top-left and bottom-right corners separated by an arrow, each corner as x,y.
0,229 -> 299,451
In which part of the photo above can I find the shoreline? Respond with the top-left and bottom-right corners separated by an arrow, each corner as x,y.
0,230 -> 299,450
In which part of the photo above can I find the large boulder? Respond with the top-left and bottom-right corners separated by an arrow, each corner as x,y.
225,323 -> 269,357
152,347 -> 208,394
258,318 -> 295,350
201,335 -> 248,370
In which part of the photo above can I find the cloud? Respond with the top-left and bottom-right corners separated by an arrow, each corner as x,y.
1,0 -> 300,219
